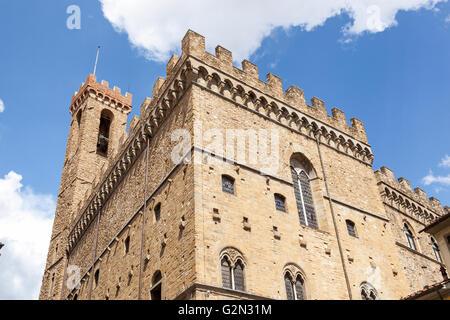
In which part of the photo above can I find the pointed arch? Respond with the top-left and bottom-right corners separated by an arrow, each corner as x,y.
221,256 -> 232,289
403,221 -> 417,251
219,247 -> 246,292
431,237 -> 442,263
290,153 -> 318,229
360,282 -> 378,300
283,263 -> 307,300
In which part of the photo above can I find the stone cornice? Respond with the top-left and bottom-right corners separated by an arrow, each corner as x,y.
188,57 -> 374,166
70,74 -> 132,115
323,195 -> 389,222
378,181 -> 439,224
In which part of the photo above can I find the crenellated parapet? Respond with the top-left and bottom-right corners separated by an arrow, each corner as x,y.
142,31 -> 372,167
179,30 -> 370,141
69,74 -> 132,115
375,166 -> 444,224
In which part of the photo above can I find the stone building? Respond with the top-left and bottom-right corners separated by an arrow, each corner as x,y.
403,207 -> 450,300
39,30 -> 447,300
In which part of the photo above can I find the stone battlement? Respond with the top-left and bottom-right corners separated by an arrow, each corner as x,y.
161,30 -> 369,144
70,74 -> 132,115
375,166 -> 444,220
140,30 -> 373,168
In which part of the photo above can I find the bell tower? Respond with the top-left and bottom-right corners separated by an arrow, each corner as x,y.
39,74 -> 132,299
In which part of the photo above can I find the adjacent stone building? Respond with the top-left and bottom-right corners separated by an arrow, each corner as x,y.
39,30 -> 447,300
403,207 -> 450,300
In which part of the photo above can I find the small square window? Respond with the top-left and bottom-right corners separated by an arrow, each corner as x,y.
274,194 -> 286,212
222,175 -> 235,195
154,203 -> 161,222
346,220 -> 357,238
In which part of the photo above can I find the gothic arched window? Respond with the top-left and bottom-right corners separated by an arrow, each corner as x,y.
220,248 -> 246,292
431,237 -> 442,263
283,264 -> 306,300
97,109 -> 113,157
404,223 -> 417,251
284,273 -> 295,300
360,282 -> 378,300
233,260 -> 245,291
294,275 -> 305,300
284,273 -> 305,300
291,154 -> 318,229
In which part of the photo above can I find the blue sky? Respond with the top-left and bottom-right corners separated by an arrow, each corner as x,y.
0,0 -> 449,299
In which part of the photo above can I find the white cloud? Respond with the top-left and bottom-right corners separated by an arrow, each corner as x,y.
446,14 -> 450,22
0,99 -> 4,113
434,187 -> 445,193
0,171 -> 55,300
439,155 -> 450,168
99,0 -> 446,62
423,171 -> 450,186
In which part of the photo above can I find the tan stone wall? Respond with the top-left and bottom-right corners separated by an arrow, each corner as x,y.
385,205 -> 443,293
191,83 -> 409,300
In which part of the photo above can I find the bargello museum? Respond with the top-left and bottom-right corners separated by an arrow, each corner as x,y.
39,30 -> 449,301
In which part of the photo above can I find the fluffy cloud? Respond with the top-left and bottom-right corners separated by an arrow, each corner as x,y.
0,171 -> 55,300
439,155 -> 450,168
0,98 -> 4,113
423,155 -> 450,187
99,0 -> 446,62
423,171 -> 450,186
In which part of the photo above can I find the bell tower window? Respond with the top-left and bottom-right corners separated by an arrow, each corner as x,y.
97,109 -> 113,157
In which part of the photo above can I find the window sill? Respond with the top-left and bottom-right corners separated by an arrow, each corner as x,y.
395,241 -> 443,265
222,190 -> 235,196
299,224 -> 330,236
